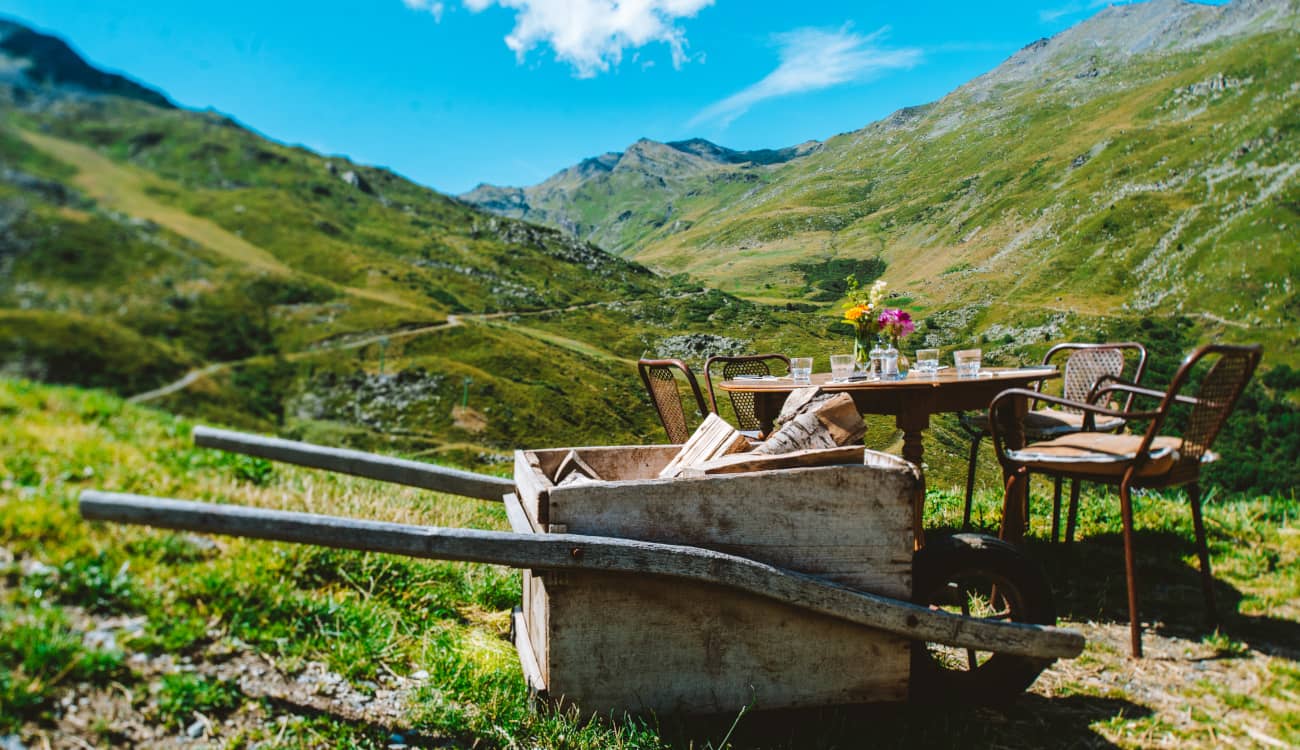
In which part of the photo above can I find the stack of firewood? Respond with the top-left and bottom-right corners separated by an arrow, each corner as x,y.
661,388 -> 867,478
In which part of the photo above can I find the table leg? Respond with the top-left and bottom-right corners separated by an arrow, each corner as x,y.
997,394 -> 1031,545
753,393 -> 782,437
896,408 -> 929,549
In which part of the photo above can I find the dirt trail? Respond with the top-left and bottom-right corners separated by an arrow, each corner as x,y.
128,305 -> 628,404
128,318 -> 463,404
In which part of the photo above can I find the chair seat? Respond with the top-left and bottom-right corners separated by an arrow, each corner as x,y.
965,408 -> 1126,439
1006,433 -> 1184,478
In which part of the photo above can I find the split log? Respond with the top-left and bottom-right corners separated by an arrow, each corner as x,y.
554,450 -> 602,487
658,414 -> 751,479
682,446 -> 867,476
751,390 -> 866,456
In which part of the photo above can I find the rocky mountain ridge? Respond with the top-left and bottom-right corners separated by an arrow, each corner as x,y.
458,136 -> 822,252
0,18 -> 173,108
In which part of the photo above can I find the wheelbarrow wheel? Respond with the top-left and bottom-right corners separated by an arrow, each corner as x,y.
910,532 -> 1056,705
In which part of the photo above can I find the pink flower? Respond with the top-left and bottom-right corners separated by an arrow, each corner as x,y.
877,308 -> 915,340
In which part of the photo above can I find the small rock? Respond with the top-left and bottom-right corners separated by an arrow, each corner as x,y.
410,669 -> 429,681
22,560 -> 55,577
0,734 -> 28,750
186,719 -> 205,738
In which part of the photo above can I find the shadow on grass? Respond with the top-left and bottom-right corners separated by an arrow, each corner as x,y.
659,694 -> 1149,749
937,520 -> 1300,663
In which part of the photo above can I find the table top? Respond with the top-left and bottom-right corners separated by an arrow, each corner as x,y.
718,366 -> 1060,393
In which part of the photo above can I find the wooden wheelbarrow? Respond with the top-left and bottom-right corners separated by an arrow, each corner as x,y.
80,427 -> 1084,716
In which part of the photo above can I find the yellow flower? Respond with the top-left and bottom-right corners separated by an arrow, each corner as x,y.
844,303 -> 871,322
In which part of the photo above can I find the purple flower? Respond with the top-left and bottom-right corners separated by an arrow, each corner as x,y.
877,308 -> 915,340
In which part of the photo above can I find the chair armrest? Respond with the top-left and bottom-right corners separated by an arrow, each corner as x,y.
1090,380 -> 1199,407
993,389 -> 1156,422
986,389 -> 1161,467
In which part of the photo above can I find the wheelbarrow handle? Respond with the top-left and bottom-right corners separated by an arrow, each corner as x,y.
80,490 -> 1084,660
192,426 -> 512,502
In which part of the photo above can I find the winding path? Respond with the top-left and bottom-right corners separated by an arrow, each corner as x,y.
128,304 -> 626,404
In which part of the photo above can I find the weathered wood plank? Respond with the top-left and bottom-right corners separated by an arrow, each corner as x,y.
514,450 -> 552,528
545,458 -> 915,597
511,608 -> 547,692
193,426 -> 511,502
540,569 -> 908,715
79,490 -> 1084,659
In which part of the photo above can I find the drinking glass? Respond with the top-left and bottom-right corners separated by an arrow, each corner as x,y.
954,349 -> 982,378
916,348 -> 940,376
791,357 -> 813,384
829,354 -> 855,383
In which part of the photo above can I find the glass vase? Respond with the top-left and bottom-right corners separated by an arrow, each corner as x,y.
853,331 -> 872,373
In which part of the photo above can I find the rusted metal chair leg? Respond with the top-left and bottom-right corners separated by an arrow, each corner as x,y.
1064,479 -> 1081,545
1119,480 -> 1142,658
1051,477 -> 1063,544
962,433 -> 981,531
1187,482 -> 1218,627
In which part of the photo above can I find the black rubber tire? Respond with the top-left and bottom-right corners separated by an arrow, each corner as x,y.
909,533 -> 1057,705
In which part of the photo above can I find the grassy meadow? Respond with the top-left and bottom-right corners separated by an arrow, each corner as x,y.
2,379 -> 1297,748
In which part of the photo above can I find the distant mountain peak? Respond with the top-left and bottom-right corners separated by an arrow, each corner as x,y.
0,18 -> 173,108
966,0 -> 1296,93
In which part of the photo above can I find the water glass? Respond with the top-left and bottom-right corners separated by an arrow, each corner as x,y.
954,349 -> 982,378
791,357 -> 813,384
916,348 -> 940,376
829,354 -> 855,383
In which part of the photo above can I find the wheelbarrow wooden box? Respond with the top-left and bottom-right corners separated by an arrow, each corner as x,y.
81,426 -> 1083,719
509,444 -> 920,716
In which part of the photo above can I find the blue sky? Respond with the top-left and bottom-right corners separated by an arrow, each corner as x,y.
1,0 -> 1180,193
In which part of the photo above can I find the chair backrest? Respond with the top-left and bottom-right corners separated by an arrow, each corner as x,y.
1039,342 -> 1148,413
637,358 -> 710,444
703,354 -> 790,432
1163,344 -> 1262,465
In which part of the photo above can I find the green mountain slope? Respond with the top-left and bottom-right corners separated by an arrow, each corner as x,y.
464,0 -> 1299,362
460,137 -> 821,255
0,20 -> 697,459
1,12 -> 1294,494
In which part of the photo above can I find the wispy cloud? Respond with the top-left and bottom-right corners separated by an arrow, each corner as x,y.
459,0 -> 713,78
1039,0 -> 1113,23
403,0 -> 445,22
691,26 -> 921,129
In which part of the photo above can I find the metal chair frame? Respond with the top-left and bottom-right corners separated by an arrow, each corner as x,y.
703,354 -> 791,434
962,342 -> 1148,538
637,358 -> 710,444
988,343 -> 1262,657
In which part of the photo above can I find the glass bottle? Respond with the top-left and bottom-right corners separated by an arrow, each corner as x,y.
879,337 -> 899,380
869,339 -> 888,380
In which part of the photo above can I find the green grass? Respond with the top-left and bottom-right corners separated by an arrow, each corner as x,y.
1,378 -> 1296,748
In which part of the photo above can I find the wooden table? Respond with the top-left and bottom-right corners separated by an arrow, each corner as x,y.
719,367 -> 1060,540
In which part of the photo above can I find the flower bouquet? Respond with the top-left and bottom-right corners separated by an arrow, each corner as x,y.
842,278 -> 915,377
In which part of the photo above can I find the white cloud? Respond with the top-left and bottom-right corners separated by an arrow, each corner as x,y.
462,0 -> 713,78
403,0 -> 445,22
1039,0 -> 1113,23
691,27 -> 922,128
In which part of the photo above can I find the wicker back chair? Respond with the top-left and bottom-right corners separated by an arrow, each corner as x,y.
703,354 -> 791,433
637,358 -> 710,444
961,343 -> 1147,535
989,343 -> 1261,657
